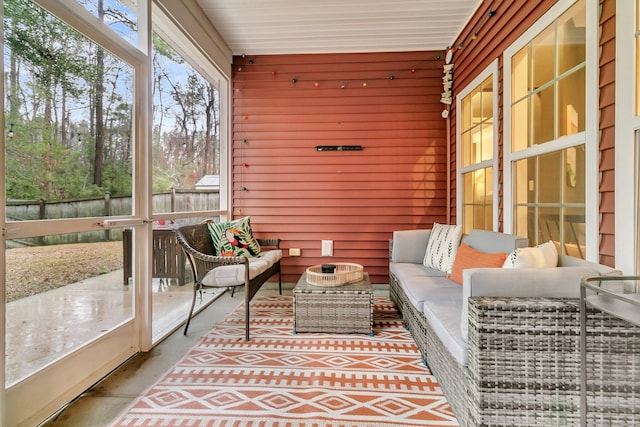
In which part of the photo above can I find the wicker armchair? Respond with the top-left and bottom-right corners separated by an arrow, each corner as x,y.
175,222 -> 282,340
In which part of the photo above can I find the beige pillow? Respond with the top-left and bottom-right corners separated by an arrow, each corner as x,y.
536,240 -> 558,267
502,241 -> 559,269
503,247 -> 546,268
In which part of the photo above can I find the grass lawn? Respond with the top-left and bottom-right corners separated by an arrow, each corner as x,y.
5,241 -> 122,303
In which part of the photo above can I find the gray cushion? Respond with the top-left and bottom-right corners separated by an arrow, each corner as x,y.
390,262 -> 451,310
201,249 -> 282,287
558,254 -> 622,275
462,229 -> 528,254
423,286 -> 467,366
459,265 -> 601,342
390,229 -> 431,264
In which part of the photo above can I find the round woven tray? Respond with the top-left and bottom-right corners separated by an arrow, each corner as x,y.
306,262 -> 364,287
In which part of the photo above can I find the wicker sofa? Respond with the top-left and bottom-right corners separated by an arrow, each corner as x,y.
389,228 -> 640,426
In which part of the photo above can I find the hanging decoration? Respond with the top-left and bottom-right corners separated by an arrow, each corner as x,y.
438,4 -> 498,119
440,48 -> 454,108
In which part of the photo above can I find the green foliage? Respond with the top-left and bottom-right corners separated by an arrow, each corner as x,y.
3,0 -> 221,203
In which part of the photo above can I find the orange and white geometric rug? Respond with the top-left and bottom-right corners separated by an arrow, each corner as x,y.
109,295 -> 459,427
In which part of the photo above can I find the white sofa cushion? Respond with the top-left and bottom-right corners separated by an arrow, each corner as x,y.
422,286 -> 467,366
201,249 -> 282,287
389,262 -> 452,310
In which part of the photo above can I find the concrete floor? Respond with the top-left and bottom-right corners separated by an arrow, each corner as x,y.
38,284 -> 282,427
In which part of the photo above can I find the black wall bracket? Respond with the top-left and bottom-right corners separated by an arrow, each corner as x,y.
315,145 -> 363,151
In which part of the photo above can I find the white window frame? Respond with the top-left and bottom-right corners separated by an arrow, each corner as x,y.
0,1 -> 233,424
456,59 -> 500,231
503,0 -> 598,261
615,0 -> 640,274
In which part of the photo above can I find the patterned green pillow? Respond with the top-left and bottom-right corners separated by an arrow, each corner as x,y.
207,216 -> 261,257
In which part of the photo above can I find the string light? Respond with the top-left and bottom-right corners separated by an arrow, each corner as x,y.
234,54 -> 439,89
456,4 -> 498,51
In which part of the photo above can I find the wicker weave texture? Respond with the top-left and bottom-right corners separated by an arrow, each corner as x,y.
389,277 -> 640,427
294,292 -> 373,334
468,297 -> 640,426
390,273 -> 428,359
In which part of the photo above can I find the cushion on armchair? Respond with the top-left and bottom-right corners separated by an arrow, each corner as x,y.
201,249 -> 282,287
207,216 -> 261,257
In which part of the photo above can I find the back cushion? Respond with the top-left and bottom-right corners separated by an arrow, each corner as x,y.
462,229 -> 528,254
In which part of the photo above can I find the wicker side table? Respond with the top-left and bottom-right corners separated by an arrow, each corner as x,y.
293,272 -> 373,335
580,276 -> 640,426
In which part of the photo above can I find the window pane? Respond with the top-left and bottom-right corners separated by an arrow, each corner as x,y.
637,36 -> 640,115
564,207 -> 586,258
461,130 -> 472,168
481,76 -> 493,120
463,205 -> 474,234
462,167 -> 492,232
463,172 -> 474,203
513,160 -> 535,205
76,0 -> 138,47
4,0 -> 134,219
512,46 -> 530,101
513,146 -> 585,255
558,67 -> 585,137
470,126 -> 482,164
532,24 -> 556,90
513,205 -> 532,242
539,150 -> 562,203
473,168 -> 486,203
511,98 -> 530,151
637,0 -> 640,115
151,217 -> 225,340
5,231 -> 128,386
461,93 -> 472,131
557,1 -> 586,76
471,87 -> 482,122
532,85 -> 555,145
480,122 -> 493,161
152,33 -> 221,214
564,145 -> 585,203
539,207 -> 561,246
485,167 -> 494,202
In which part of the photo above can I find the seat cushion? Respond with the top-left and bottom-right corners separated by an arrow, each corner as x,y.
201,249 -> 282,287
422,286 -> 467,366
390,262 -> 455,310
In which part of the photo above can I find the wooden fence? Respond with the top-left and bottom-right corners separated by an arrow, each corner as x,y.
6,189 -> 220,247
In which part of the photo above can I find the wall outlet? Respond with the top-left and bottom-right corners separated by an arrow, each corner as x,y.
289,248 -> 301,256
321,240 -> 333,256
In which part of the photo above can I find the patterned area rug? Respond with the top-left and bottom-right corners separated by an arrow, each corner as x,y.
109,295 -> 458,427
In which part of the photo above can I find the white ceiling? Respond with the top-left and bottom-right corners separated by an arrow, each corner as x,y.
196,0 -> 482,55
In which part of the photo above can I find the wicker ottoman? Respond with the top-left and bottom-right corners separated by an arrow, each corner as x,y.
293,272 -> 373,335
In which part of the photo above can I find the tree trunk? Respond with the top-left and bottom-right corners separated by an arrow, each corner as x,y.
93,0 -> 105,187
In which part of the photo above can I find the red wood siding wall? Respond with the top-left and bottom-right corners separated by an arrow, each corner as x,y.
446,0 -> 557,227
599,0 -> 615,267
232,52 -> 446,284
448,0 -> 615,267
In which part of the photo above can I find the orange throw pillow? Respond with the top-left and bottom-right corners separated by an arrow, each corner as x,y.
449,243 -> 508,285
